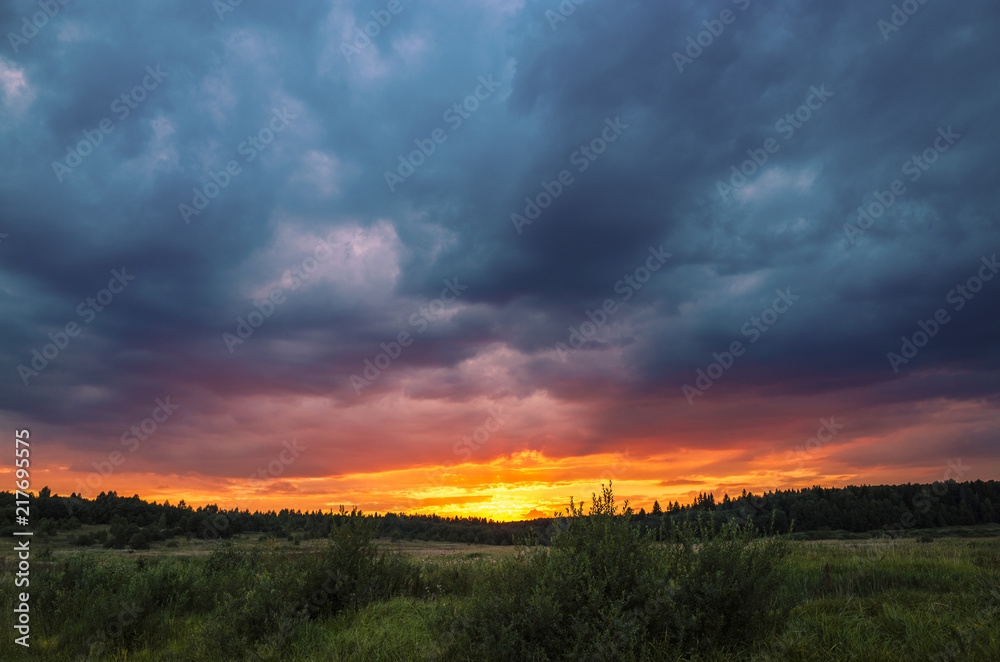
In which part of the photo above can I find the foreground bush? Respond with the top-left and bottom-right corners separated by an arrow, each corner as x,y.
445,484 -> 791,661
20,508 -> 420,660
660,514 -> 792,653
192,508 -> 420,659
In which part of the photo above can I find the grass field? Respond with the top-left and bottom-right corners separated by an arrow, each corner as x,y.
2,525 -> 998,660
322,537 -> 1000,661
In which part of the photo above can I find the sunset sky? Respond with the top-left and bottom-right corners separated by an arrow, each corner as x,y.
1,0 -> 998,521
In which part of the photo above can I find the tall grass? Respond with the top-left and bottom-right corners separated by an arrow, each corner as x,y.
3,509 -> 422,660
765,538 -> 1000,661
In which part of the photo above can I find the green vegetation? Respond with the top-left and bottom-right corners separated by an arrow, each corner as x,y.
1,485 -> 998,660
3,479 -> 999,548
443,485 -> 791,660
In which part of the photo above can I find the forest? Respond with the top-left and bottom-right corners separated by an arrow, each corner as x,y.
2,479 -> 997,549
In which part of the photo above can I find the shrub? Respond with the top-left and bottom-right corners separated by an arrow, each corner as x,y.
73,532 -> 95,546
446,483 -> 792,661
196,509 -> 420,660
306,507 -> 420,614
446,484 -> 668,661
128,531 -> 150,550
660,513 -> 793,653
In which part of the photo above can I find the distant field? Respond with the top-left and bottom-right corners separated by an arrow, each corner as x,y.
3,521 -> 997,561
381,538 -> 521,559
0,525 -> 524,563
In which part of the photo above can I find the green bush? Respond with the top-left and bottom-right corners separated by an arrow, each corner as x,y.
445,484 -> 666,660
194,509 -> 421,660
446,483 -> 792,661
660,514 -> 792,652
72,532 -> 95,546
128,531 -> 150,550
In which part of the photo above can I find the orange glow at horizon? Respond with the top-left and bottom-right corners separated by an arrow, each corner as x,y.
12,443 -> 980,522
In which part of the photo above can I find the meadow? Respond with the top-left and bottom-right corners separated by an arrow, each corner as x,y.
2,491 -> 998,661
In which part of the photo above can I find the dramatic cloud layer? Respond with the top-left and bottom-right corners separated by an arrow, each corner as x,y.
2,0 -> 998,519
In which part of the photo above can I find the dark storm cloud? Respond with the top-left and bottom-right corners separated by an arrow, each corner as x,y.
0,0 -> 997,479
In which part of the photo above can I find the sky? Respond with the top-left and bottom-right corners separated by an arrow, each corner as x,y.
1,0 -> 998,521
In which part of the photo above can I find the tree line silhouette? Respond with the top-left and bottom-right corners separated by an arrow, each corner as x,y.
1,479 -> 996,548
